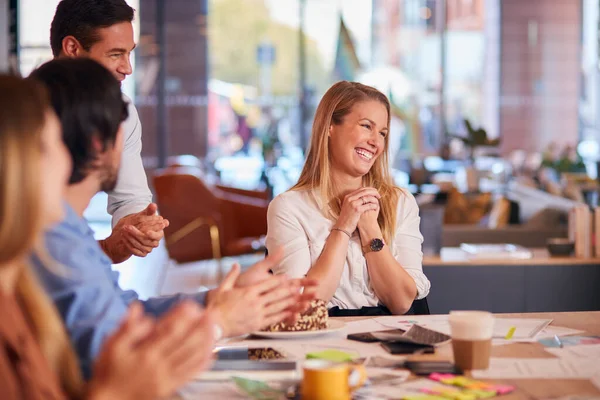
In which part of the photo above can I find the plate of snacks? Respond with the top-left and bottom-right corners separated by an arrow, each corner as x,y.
251,300 -> 346,339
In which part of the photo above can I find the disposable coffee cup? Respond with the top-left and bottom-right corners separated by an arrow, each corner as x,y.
449,311 -> 494,370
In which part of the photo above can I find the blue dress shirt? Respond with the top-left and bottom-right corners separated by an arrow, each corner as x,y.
31,203 -> 208,378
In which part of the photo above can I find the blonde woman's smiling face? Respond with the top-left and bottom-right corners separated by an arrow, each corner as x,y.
328,100 -> 388,178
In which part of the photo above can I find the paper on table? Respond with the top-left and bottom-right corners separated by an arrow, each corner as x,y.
218,336 -> 393,361
354,378 -> 441,400
471,357 -> 600,379
545,344 -> 600,359
365,368 -> 411,385
542,395 -> 600,400
494,325 -> 584,347
198,363 -> 299,382
493,318 -> 552,339
375,315 -> 556,342
375,315 -> 452,335
539,335 -> 600,348
344,318 -> 394,335
177,381 -> 247,399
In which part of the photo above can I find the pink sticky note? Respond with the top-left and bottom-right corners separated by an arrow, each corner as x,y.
429,373 -> 456,382
493,384 -> 515,395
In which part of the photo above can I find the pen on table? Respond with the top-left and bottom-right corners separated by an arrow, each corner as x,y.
504,326 -> 516,340
554,335 -> 564,348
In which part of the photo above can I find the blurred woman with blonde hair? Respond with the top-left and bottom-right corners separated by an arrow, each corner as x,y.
266,81 -> 430,315
0,74 -> 216,399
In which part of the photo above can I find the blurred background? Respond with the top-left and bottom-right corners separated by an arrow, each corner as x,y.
5,0 -> 598,196
3,0 -> 600,301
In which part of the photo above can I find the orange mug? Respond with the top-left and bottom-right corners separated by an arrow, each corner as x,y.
301,360 -> 366,400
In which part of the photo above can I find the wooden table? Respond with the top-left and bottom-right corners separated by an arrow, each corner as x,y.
339,311 -> 600,400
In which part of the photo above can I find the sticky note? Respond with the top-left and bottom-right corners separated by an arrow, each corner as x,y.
305,349 -> 354,362
463,382 -> 491,390
430,373 -> 456,382
463,389 -> 496,399
448,376 -> 470,387
231,376 -> 283,399
403,395 -> 447,400
491,384 -> 515,395
504,326 -> 516,340
422,388 -> 476,400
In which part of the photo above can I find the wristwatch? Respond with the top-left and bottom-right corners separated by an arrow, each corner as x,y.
362,238 -> 385,254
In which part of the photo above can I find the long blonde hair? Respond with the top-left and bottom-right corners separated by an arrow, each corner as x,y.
0,75 -> 83,398
291,81 -> 400,243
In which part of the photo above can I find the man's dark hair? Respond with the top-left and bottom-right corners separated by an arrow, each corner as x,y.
29,58 -> 128,184
50,0 -> 135,57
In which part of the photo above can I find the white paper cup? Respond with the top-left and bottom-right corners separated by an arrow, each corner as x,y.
449,311 -> 494,370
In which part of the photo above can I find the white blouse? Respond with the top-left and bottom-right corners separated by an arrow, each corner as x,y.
266,188 -> 431,310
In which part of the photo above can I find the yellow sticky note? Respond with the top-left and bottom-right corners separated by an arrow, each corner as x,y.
504,326 -> 516,340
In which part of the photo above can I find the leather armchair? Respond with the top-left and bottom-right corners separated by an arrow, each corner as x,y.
153,166 -> 268,263
167,154 -> 270,201
216,184 -> 270,201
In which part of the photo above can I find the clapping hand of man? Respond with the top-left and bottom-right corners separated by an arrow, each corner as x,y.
207,249 -> 318,337
89,301 -> 217,400
100,203 -> 169,264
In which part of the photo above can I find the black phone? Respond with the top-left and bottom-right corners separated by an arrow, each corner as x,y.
380,341 -> 435,355
347,329 -> 406,343
347,332 -> 380,343
404,361 -> 462,376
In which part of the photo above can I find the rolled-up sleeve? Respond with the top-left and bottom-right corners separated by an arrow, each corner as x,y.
392,190 -> 431,299
266,193 -> 312,278
107,100 -> 153,226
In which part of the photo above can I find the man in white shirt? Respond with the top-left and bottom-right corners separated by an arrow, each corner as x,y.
49,0 -> 166,263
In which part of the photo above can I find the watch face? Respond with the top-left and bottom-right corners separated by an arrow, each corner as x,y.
370,238 -> 384,252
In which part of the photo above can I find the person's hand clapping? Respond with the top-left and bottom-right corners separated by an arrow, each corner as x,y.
207,250 -> 317,337
100,203 -> 169,263
88,301 -> 216,400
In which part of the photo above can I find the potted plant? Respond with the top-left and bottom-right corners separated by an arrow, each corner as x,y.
450,119 -> 500,192
451,119 -> 500,163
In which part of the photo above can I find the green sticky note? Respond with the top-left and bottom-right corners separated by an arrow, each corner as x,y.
231,376 -> 283,400
305,349 -> 355,362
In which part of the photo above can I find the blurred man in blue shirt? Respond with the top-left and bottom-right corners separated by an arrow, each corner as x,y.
29,58 -> 316,378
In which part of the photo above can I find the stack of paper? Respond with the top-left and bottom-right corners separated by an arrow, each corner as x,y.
459,243 -> 533,260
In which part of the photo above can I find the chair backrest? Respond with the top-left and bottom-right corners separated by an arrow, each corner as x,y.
153,166 -> 222,263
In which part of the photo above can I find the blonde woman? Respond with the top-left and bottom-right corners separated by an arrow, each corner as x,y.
266,81 -> 431,315
0,75 -> 217,399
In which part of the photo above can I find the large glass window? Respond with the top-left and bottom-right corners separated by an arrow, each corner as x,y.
16,0 -> 499,194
